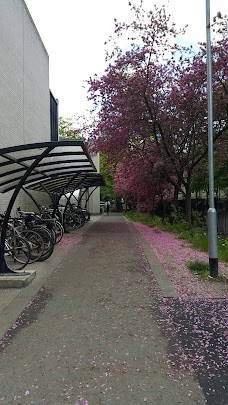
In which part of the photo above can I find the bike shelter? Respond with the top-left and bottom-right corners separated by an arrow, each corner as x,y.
0,141 -> 104,279
25,172 -> 105,219
25,172 -> 105,231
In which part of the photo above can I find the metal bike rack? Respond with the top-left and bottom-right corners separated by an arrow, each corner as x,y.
0,141 -> 104,275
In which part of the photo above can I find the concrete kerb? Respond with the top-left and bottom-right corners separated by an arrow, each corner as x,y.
0,270 -> 36,289
123,216 -> 179,298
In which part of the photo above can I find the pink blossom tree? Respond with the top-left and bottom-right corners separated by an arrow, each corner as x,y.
114,149 -> 173,213
87,2 -> 228,226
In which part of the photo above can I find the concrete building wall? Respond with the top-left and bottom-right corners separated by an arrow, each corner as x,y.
88,154 -> 101,214
0,0 -> 50,147
57,142 -> 101,215
0,0 -> 51,215
0,1 -> 101,217
79,154 -> 101,215
58,153 -> 101,215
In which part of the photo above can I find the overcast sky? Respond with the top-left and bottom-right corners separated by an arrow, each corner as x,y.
24,0 -> 227,120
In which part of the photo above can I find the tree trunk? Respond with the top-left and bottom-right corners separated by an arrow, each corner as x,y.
173,185 -> 179,207
185,177 -> 192,228
173,178 -> 182,207
160,194 -> 165,222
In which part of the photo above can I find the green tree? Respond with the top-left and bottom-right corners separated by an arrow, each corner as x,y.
100,154 -> 115,200
59,116 -> 82,139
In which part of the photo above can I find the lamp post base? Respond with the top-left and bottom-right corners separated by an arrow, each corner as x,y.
209,258 -> 218,278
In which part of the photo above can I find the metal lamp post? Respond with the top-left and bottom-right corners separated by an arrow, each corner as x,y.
206,0 -> 218,277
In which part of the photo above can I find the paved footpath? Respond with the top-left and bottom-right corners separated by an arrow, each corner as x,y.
0,214 -> 217,404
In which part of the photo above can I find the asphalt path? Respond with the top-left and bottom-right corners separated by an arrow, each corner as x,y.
0,214 -> 226,404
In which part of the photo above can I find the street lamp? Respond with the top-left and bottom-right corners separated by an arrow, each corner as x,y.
205,0 -> 218,277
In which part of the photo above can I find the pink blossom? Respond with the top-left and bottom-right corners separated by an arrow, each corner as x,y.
134,222 -> 228,298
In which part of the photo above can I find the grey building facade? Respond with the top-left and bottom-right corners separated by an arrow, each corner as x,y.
0,0 -> 51,213
0,0 -> 50,148
0,0 -> 100,215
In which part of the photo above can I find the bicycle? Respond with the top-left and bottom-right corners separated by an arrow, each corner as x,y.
16,209 -> 55,262
2,222 -> 31,271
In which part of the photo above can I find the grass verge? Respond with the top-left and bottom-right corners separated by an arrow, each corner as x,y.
186,260 -> 228,283
123,211 -> 228,263
186,260 -> 209,280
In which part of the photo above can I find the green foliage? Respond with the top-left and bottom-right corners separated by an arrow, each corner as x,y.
215,160 -> 228,190
186,261 -> 209,279
100,154 -> 116,200
59,116 -> 82,139
191,134 -> 228,196
191,209 -> 204,227
218,236 -> 228,262
186,260 -> 228,283
168,204 -> 184,225
124,211 -> 163,228
124,211 -> 228,262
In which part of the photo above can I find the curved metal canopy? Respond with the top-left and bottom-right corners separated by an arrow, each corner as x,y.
0,140 -> 97,193
25,172 -> 106,194
0,140 -> 105,275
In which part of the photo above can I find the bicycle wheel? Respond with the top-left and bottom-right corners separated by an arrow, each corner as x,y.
74,209 -> 86,228
64,213 -> 82,232
31,226 -> 54,261
53,220 -> 64,244
19,229 -> 45,263
76,212 -> 86,228
84,209 -> 90,223
5,235 -> 31,271
34,220 -> 56,244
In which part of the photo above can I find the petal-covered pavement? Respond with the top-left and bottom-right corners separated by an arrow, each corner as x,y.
133,221 -> 228,404
0,214 -> 227,404
133,222 -> 228,299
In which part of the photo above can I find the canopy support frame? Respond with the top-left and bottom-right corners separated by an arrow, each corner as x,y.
0,146 -> 53,275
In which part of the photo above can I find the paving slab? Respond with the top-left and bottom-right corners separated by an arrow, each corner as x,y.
0,214 -> 206,405
0,216 -> 101,339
